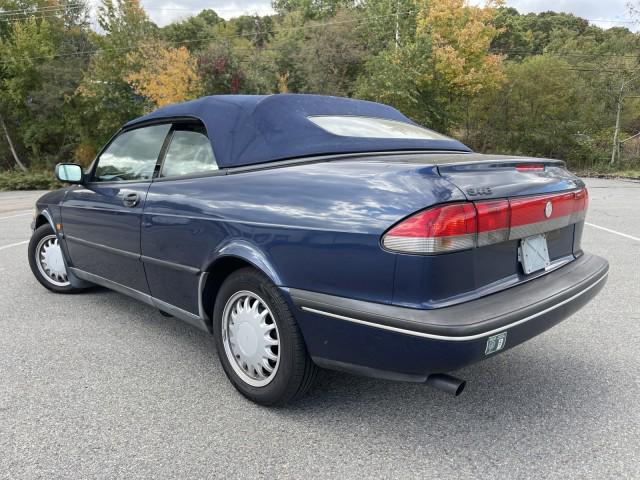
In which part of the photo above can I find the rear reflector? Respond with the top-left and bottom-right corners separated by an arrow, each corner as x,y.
382,188 -> 588,254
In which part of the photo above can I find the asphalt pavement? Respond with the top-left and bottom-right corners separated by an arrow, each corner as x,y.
0,178 -> 638,479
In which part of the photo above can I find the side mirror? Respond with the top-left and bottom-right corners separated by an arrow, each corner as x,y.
55,163 -> 84,184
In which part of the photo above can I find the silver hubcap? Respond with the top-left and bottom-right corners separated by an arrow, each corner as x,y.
36,234 -> 69,287
222,291 -> 280,387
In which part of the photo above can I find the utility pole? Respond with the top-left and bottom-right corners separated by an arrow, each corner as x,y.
611,80 -> 624,166
395,0 -> 400,50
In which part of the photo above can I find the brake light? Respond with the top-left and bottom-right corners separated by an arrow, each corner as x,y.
382,203 -> 476,254
382,188 -> 588,255
516,164 -> 545,171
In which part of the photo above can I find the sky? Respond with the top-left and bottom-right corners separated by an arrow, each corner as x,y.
87,0 -> 636,29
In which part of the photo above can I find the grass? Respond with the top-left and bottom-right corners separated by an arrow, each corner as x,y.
0,170 -> 62,191
574,167 -> 640,180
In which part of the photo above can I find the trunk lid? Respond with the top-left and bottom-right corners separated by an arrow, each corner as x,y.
435,154 -> 582,200
386,153 -> 587,309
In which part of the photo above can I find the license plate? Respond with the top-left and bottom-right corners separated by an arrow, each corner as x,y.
519,233 -> 550,274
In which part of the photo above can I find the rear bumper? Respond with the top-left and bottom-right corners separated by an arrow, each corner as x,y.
289,253 -> 608,382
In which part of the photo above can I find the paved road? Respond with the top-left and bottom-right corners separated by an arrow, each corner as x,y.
0,179 -> 638,479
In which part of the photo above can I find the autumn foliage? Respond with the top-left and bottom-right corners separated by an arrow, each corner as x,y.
417,0 -> 506,96
0,0 -> 639,175
126,46 -> 202,107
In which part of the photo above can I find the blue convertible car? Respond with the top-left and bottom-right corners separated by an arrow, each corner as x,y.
29,94 -> 608,405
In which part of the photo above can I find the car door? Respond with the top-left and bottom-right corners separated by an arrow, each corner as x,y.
62,123 -> 171,293
141,122 -> 223,315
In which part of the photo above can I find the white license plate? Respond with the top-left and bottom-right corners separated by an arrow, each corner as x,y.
519,233 -> 550,274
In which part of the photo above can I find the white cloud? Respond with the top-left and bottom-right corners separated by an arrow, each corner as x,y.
139,0 -> 275,25
506,0 -> 634,29
88,0 -> 634,29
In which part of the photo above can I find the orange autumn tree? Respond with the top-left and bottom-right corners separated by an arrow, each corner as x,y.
416,0 -> 505,97
126,46 -> 202,108
356,0 -> 505,133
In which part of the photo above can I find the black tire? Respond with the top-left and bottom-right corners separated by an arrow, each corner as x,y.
213,267 -> 318,406
28,224 -> 84,294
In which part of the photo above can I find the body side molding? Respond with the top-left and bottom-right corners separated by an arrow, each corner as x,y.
66,235 -> 201,274
69,268 -> 211,333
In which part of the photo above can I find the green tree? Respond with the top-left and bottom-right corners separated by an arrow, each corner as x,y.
159,9 -> 223,49
0,1 -> 92,169
302,11 -> 367,95
468,56 -> 590,162
75,0 -> 157,155
271,0 -> 355,20
357,0 -> 505,133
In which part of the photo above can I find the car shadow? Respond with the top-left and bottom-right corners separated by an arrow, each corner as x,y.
80,287 -> 616,439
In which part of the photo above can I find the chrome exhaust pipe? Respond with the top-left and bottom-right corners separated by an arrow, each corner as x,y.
426,373 -> 466,396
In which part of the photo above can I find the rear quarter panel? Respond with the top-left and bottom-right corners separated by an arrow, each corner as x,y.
141,159 -> 465,312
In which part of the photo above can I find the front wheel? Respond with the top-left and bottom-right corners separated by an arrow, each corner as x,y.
28,224 -> 84,293
213,268 -> 318,406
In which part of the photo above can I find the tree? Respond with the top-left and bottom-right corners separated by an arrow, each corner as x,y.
126,46 -> 201,107
159,9 -> 223,48
544,24 -> 640,165
491,8 -> 594,60
271,0 -> 355,20
0,17 -> 54,169
357,0 -> 505,133
284,9 -> 368,96
75,0 -> 157,154
467,56 -> 587,160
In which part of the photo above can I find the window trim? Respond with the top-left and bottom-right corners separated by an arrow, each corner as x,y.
87,122 -> 173,185
153,121 -> 222,182
86,116 -> 203,184
86,116 -> 225,185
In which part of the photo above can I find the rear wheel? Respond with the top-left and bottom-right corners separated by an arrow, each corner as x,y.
28,224 -> 83,293
213,268 -> 318,406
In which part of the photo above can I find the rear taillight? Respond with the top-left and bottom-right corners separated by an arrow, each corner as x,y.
382,203 -> 476,254
382,188 -> 588,255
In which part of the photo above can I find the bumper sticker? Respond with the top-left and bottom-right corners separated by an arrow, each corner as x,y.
485,332 -> 508,355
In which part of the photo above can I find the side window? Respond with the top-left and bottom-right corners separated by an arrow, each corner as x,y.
94,124 -> 171,182
160,125 -> 218,178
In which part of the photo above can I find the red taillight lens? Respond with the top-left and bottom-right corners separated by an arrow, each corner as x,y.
516,164 -> 545,171
383,203 -> 476,254
382,188 -> 589,255
574,188 -> 588,213
510,191 -> 575,227
475,199 -> 510,246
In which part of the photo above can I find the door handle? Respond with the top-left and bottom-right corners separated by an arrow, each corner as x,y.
122,191 -> 140,208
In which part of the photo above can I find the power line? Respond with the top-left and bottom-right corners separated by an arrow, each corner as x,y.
0,3 -> 86,18
0,9 -> 416,65
0,5 -> 88,23
585,18 -> 635,24
491,49 -> 640,59
0,6 -> 637,69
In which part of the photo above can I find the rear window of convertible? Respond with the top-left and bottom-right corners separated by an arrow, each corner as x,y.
307,115 -> 448,140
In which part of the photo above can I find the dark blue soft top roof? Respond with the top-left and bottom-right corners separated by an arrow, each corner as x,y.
125,94 -> 471,168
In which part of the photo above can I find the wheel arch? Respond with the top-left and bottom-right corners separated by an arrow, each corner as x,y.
200,242 -> 283,325
34,214 -> 50,230
33,208 -> 92,289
